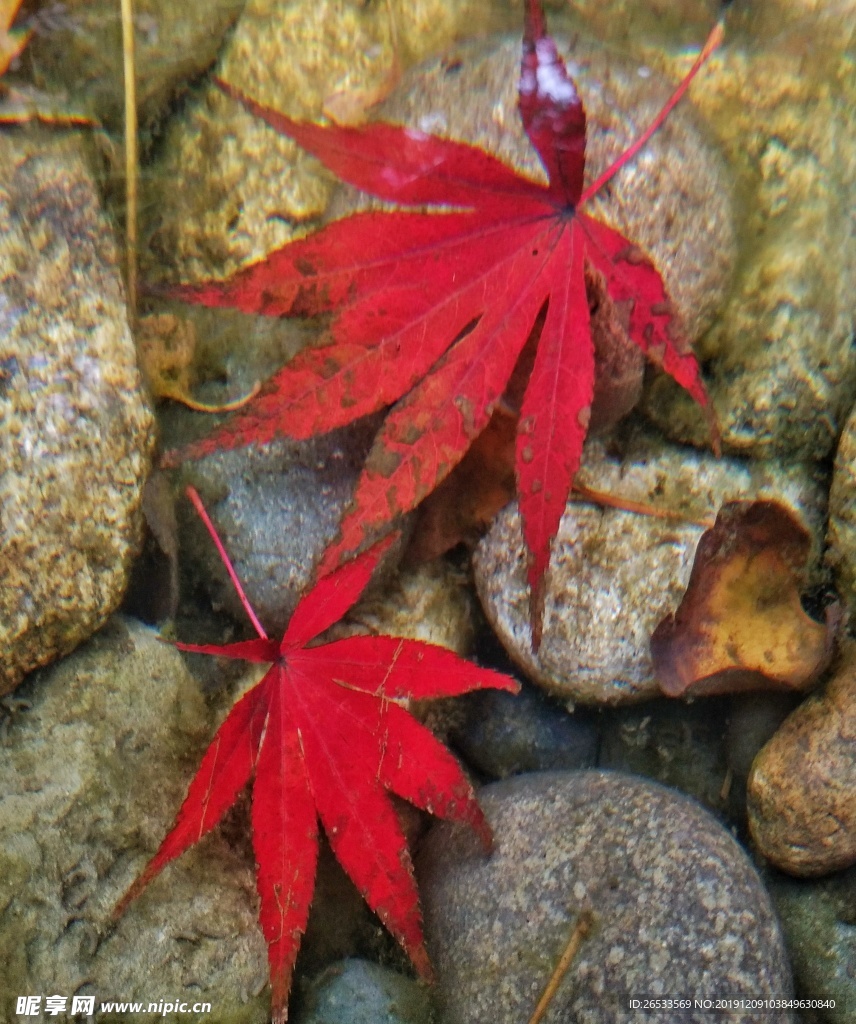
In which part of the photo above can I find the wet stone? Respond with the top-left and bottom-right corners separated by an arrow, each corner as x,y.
176,419 -> 381,636
23,0 -> 245,132
827,402 -> 856,622
294,959 -> 434,1024
473,428 -> 826,705
767,866 -> 856,1022
748,647 -> 856,877
597,697 -> 741,823
417,770 -> 795,1024
452,681 -> 598,780
0,132 -> 154,695
0,616 -> 268,1021
641,11 -> 856,461
333,557 -> 476,656
145,0 -> 499,284
725,693 -> 801,787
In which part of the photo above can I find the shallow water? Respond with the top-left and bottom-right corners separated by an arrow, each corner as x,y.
2,0 -> 855,1021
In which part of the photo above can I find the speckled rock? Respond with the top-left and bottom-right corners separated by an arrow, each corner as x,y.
145,0 -> 500,284
340,24 -> 735,350
748,650 -> 856,877
641,12 -> 856,460
453,682 -> 598,780
418,770 -> 795,1024
23,0 -> 245,131
294,959 -> 433,1024
548,0 -> 720,48
473,427 -> 826,704
768,866 -> 856,1022
0,616 -> 268,1022
176,420 -> 381,636
827,404 -> 856,620
334,558 -> 476,656
0,132 -> 154,695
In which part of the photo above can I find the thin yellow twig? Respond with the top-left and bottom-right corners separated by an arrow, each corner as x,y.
527,909 -> 595,1024
120,0 -> 138,321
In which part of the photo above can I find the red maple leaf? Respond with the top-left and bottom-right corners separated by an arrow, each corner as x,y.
163,0 -> 722,643
115,486 -> 518,1022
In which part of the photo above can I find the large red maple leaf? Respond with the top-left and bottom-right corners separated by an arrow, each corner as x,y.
115,487 -> 517,1022
163,0 -> 722,642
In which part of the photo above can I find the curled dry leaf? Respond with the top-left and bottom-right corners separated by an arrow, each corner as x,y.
651,500 -> 836,698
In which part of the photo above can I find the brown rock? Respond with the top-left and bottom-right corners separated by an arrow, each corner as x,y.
145,0 -> 503,284
748,648 -> 856,876
24,0 -> 245,131
641,14 -> 856,461
0,132 -> 154,694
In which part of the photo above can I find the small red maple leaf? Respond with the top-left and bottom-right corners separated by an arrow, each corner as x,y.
163,0 -> 722,644
114,486 -> 518,1022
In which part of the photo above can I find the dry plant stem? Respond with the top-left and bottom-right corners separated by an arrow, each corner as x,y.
527,909 -> 595,1024
719,766 -> 733,803
120,0 -> 138,320
572,483 -> 715,529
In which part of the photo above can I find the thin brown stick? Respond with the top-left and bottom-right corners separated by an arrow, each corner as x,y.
527,909 -> 595,1024
120,0 -> 138,321
572,483 -> 715,530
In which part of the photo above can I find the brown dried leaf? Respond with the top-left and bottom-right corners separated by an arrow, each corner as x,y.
651,500 -> 836,697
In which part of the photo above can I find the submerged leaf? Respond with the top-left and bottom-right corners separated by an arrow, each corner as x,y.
651,500 -> 836,698
163,0 -> 721,644
116,488 -> 518,1022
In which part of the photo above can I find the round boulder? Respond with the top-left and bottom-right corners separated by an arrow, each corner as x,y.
0,133 -> 154,694
417,770 -> 795,1024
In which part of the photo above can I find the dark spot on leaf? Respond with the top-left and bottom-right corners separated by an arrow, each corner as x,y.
615,244 -> 647,265
398,421 -> 422,446
370,445 -> 403,479
454,394 -> 476,434
320,356 -> 342,380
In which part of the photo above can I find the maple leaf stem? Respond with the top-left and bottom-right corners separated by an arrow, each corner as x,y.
578,19 -> 724,206
185,485 -> 270,640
